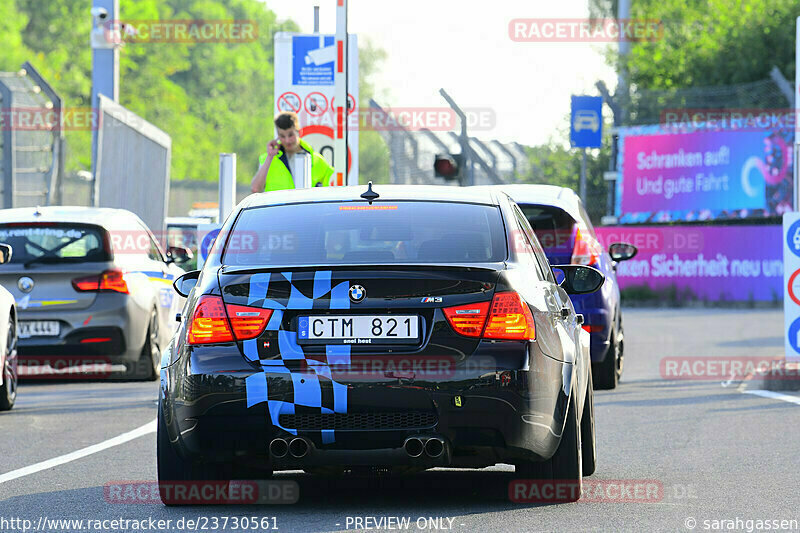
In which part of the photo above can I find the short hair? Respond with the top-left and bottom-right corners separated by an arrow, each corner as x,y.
274,112 -> 299,131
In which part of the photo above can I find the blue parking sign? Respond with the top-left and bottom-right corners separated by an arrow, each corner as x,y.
570,96 -> 603,148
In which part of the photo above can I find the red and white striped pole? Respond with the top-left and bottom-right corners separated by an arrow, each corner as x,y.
334,0 -> 348,186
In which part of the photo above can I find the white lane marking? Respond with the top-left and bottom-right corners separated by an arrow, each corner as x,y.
0,418 -> 156,484
744,390 -> 800,406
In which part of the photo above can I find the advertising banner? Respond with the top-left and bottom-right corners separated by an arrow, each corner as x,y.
595,225 -> 782,302
615,124 -> 793,223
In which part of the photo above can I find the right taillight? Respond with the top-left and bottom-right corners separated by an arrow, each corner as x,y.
483,292 -> 536,340
443,301 -> 490,337
71,269 -> 129,294
572,227 -> 601,266
188,296 -> 272,345
444,291 -> 535,340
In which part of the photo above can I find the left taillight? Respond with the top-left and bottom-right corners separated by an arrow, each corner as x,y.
227,303 -> 273,341
571,227 -> 601,266
187,295 -> 272,345
72,269 -> 129,294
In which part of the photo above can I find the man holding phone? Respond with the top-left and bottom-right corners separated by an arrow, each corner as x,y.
250,112 -> 335,193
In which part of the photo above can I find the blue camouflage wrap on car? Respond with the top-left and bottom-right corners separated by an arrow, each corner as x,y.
243,270 -> 350,444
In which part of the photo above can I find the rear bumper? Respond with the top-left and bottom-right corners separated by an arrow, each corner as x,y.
160,341 -> 574,470
16,293 -> 148,364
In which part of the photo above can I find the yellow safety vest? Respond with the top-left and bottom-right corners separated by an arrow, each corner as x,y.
258,138 -> 335,191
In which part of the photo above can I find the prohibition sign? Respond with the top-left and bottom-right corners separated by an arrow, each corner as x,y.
304,92 -> 329,116
277,92 -> 301,113
788,268 -> 800,306
332,94 -> 356,115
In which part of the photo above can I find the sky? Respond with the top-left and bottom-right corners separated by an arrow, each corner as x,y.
262,0 -> 618,147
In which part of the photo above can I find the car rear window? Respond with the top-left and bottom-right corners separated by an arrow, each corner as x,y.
223,201 -> 507,266
0,224 -> 109,264
518,204 -> 576,250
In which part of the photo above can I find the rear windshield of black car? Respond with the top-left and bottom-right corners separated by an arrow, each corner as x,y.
518,204 -> 576,250
0,224 -> 109,264
223,201 -> 507,266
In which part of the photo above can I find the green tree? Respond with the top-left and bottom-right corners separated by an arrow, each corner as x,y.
590,0 -> 797,89
520,125 -> 611,224
3,0 -> 387,186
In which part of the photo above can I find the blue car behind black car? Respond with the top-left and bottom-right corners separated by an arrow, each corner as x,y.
490,185 -> 637,390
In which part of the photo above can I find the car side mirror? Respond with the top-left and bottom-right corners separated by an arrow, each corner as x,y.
173,270 -> 200,297
0,244 -> 11,264
167,245 -> 193,264
608,242 -> 637,262
551,265 -> 605,295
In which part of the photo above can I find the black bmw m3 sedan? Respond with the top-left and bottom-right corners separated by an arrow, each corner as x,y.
159,184 -> 604,504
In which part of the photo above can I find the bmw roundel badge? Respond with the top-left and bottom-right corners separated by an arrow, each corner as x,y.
349,284 -> 366,303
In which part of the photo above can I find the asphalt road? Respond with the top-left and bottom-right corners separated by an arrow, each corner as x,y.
1,308 -> 798,533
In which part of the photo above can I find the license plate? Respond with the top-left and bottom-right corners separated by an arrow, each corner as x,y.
19,320 -> 60,338
297,315 -> 419,345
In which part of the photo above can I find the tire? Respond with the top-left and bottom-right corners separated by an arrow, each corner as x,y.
0,317 -> 17,411
158,402 -> 264,505
580,370 -> 596,476
157,403 -> 190,505
516,393 -> 583,502
592,329 -> 619,390
132,310 -> 160,381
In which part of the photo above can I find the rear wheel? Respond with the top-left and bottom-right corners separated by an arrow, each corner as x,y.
516,393 -> 582,502
592,329 -> 619,390
132,310 -> 160,381
157,404 -> 270,505
580,370 -> 596,476
0,317 -> 18,411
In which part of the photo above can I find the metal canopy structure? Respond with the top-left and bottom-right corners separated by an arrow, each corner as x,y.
0,62 -> 64,209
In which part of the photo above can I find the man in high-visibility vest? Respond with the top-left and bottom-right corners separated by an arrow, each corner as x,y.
250,112 -> 334,193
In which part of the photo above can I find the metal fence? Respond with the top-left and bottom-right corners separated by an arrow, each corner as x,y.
0,62 -> 64,209
369,99 -> 529,186
61,174 -> 252,218
94,95 -> 171,234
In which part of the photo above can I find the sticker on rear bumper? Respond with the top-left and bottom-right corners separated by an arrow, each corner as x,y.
243,270 -> 350,444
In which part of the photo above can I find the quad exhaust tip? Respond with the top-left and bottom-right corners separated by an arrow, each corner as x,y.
424,437 -> 445,458
269,438 -> 288,458
404,437 -> 424,458
289,437 -> 310,458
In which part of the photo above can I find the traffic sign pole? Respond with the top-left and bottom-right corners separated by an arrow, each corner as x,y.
580,148 -> 587,203
334,0 -> 348,187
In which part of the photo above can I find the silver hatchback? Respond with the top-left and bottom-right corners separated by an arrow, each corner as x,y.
0,207 -> 187,380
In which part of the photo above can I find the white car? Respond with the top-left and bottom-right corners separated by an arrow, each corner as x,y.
0,243 -> 18,410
